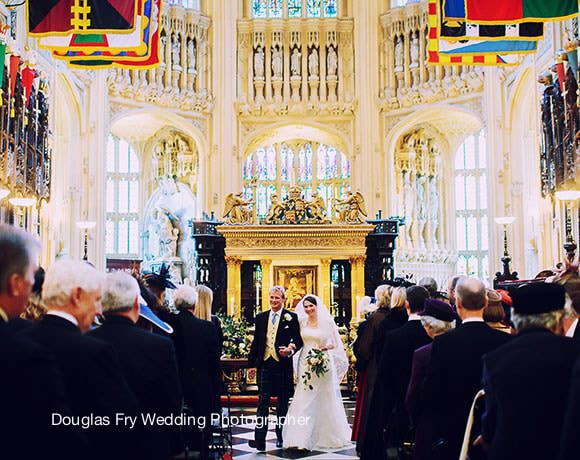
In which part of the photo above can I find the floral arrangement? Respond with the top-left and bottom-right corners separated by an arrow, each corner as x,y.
217,314 -> 252,358
301,348 -> 329,390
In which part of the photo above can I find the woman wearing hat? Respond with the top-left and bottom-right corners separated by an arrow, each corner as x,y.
405,299 -> 456,460
484,290 -> 513,335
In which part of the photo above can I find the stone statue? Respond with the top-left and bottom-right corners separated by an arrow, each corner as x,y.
395,37 -> 403,69
171,34 -> 181,68
156,208 -> 179,259
428,176 -> 439,245
223,192 -> 254,224
308,47 -> 319,77
187,38 -> 196,73
160,34 -> 167,64
265,193 -> 285,223
403,171 -> 414,243
410,33 -> 419,66
327,46 -> 338,77
291,47 -> 301,76
254,46 -> 264,78
272,47 -> 283,79
335,191 -> 367,224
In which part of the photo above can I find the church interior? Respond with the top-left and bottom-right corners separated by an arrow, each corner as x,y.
1,1 -> 580,459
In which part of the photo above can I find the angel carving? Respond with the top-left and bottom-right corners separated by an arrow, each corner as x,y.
223,192 -> 253,224
335,191 -> 367,224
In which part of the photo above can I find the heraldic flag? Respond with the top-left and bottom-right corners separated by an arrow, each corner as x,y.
445,0 -> 578,23
28,0 -> 138,36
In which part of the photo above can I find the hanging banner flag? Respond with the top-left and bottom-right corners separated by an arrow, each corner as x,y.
440,0 -> 543,42
428,0 -> 519,66
27,0 -> 139,36
0,42 -> 6,87
55,0 -> 161,70
21,66 -> 36,109
445,0 -> 578,23
9,54 -> 20,96
39,0 -> 147,54
437,38 -> 537,55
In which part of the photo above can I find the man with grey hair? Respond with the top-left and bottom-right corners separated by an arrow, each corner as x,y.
421,278 -> 511,459
447,274 -> 466,306
418,276 -> 438,297
478,282 -> 578,460
24,260 -> 140,460
0,225 -> 89,459
89,272 -> 183,460
248,285 -> 303,451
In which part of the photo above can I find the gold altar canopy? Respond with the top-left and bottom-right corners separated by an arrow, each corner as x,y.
219,187 -> 372,320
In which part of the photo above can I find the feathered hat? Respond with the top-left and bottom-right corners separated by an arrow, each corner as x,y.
143,263 -> 177,290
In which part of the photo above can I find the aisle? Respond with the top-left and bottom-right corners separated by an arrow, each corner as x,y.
228,398 -> 358,459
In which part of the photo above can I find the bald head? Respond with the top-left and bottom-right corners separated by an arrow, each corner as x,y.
456,277 -> 487,311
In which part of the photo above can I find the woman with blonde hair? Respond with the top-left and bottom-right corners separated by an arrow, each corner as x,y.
195,284 -> 223,356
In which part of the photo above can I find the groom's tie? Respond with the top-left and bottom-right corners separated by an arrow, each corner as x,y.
272,312 -> 278,325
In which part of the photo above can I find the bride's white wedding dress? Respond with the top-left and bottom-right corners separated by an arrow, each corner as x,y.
282,322 -> 351,450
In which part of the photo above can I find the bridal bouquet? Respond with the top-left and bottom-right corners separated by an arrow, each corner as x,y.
302,348 -> 329,390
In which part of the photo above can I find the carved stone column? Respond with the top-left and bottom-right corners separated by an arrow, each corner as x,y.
349,255 -> 366,324
225,256 -> 242,317
260,259 -> 272,312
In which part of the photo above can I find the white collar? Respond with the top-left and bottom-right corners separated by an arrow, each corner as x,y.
47,310 -> 79,327
566,318 -> 579,337
270,309 -> 283,317
462,317 -> 485,323
408,313 -> 421,321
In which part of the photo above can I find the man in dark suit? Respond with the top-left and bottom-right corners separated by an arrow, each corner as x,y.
248,285 -> 304,451
166,284 -> 221,459
0,225 -> 88,459
24,259 -> 141,460
89,271 -> 183,460
421,277 -> 512,460
361,285 -> 431,460
559,355 -> 580,460
477,283 -> 579,460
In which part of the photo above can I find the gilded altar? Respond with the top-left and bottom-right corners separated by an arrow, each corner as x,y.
218,223 -> 372,320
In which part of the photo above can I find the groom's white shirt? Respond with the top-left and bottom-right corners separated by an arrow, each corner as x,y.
263,309 -> 280,362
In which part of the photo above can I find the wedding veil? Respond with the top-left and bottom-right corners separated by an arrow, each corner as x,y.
295,294 -> 349,383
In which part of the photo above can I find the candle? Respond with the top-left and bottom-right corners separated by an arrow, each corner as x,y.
230,296 -> 234,313
330,282 -> 334,306
256,282 -> 260,307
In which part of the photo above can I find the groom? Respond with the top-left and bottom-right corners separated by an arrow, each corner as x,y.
248,285 -> 303,451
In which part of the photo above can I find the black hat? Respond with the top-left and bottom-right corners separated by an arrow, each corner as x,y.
418,298 -> 456,322
143,264 -> 177,290
511,282 -> 566,315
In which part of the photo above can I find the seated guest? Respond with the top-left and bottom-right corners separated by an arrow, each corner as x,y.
9,266 -> 45,332
24,260 -> 140,460
484,290 -> 513,334
421,278 -> 511,460
405,299 -> 456,460
168,285 -> 221,459
361,285 -> 431,460
89,272 -> 183,460
478,283 -> 579,460
0,225 -> 88,459
354,284 -> 394,454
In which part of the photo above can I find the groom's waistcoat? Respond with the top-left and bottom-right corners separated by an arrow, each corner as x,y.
263,311 -> 280,362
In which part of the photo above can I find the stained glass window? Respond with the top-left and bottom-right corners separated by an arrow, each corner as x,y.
269,0 -> 283,17
288,0 -> 302,17
252,0 -> 338,18
454,130 -> 489,281
252,0 -> 267,17
243,141 -> 350,219
106,135 -> 140,258
307,0 -> 322,17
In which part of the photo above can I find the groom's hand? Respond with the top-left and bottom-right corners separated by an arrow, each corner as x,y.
278,346 -> 293,357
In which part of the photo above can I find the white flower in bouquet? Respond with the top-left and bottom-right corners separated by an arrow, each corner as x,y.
302,348 -> 329,390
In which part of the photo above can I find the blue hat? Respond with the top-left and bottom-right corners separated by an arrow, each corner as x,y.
139,301 -> 174,334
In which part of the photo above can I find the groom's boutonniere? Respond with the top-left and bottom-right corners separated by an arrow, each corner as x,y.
283,313 -> 292,322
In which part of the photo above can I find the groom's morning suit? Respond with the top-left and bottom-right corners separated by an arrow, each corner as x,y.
248,308 -> 303,445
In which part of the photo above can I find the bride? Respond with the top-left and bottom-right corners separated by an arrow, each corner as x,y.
282,294 -> 351,450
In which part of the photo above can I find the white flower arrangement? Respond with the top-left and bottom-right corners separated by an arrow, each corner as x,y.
284,313 -> 292,322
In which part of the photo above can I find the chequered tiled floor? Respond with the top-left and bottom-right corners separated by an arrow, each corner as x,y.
222,397 -> 358,459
